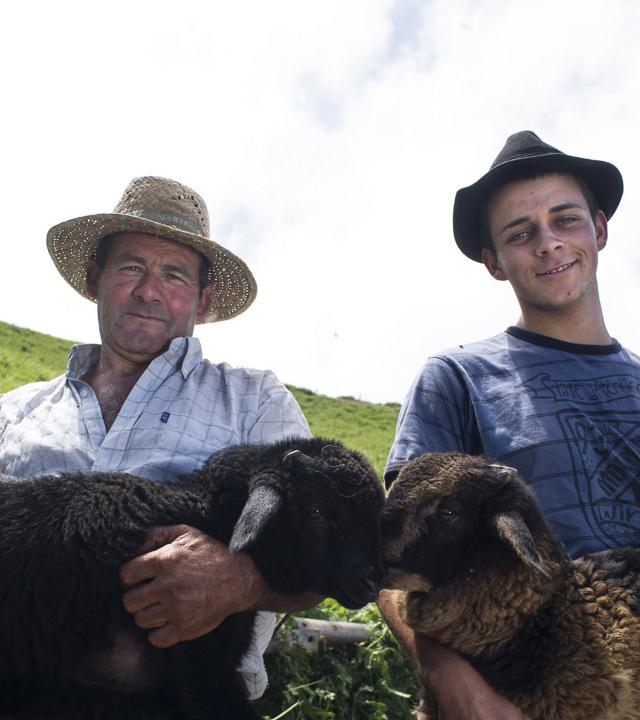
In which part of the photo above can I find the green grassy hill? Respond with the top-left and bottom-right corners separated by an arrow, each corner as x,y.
0,321 -> 77,393
0,319 -> 416,719
0,320 -> 399,477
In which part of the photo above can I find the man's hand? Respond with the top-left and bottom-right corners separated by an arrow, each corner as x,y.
415,636 -> 532,720
120,525 -> 265,649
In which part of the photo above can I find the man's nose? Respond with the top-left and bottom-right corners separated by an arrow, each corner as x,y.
133,272 -> 163,303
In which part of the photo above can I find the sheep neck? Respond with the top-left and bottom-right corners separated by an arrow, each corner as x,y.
400,540 -> 567,656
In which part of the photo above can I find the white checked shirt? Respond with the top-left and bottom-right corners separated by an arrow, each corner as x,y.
0,336 -> 311,699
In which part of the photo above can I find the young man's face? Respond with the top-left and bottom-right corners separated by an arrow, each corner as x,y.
482,173 -> 607,316
86,232 -> 212,364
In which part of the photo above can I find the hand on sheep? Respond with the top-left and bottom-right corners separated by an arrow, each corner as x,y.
120,524 -> 265,648
418,638 -> 533,720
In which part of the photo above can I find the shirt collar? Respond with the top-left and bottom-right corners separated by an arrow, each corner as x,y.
166,336 -> 203,378
66,344 -> 101,379
65,336 -> 203,381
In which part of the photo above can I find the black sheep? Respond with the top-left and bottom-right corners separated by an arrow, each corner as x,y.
0,437 -> 384,720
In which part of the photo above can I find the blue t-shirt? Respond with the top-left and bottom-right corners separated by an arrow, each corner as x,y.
386,327 -> 640,557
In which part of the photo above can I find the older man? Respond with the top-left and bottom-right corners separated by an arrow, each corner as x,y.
0,176 -> 315,699
379,132 -> 640,719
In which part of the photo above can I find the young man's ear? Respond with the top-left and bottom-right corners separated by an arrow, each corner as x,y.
85,260 -> 100,300
482,247 -> 508,281
595,210 -> 608,251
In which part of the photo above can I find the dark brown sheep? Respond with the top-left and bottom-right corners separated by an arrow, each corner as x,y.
381,452 -> 640,720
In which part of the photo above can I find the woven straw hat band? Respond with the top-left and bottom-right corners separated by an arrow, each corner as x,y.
46,176 -> 257,323
114,177 -> 210,237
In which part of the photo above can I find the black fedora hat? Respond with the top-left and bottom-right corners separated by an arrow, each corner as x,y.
453,130 -> 624,262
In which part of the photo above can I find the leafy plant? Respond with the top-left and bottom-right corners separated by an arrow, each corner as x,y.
256,602 -> 418,720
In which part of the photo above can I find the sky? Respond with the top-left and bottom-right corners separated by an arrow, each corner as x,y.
2,0 -> 640,404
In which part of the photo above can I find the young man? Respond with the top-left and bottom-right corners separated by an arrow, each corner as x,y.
0,176 -> 317,700
378,131 -> 640,719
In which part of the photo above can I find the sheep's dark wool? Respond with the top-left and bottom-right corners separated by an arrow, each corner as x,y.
382,452 -> 640,720
0,437 -> 384,720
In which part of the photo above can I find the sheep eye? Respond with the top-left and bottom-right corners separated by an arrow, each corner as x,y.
437,501 -> 461,522
308,505 -> 324,520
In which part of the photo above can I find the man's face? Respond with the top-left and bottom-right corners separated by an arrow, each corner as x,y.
86,232 -> 212,364
482,173 -> 607,315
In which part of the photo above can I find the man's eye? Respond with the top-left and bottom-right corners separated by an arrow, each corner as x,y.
167,273 -> 190,284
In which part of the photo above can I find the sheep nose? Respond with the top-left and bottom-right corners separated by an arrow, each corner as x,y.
359,565 -> 383,595
360,577 -> 381,596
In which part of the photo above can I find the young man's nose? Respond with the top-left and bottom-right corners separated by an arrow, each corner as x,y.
535,225 -> 564,255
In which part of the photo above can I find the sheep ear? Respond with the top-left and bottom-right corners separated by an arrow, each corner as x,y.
493,511 -> 551,581
229,483 -> 284,553
488,463 -> 519,479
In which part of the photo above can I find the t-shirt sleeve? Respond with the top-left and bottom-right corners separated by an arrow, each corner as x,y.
247,371 -> 311,444
384,356 -> 480,486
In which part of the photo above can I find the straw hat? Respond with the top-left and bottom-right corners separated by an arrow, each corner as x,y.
453,131 -> 624,262
46,176 -> 257,323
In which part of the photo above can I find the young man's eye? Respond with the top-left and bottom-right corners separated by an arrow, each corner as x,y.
508,230 -> 529,243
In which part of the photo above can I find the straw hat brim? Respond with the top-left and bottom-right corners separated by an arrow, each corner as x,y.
46,213 -> 257,323
453,153 -> 624,262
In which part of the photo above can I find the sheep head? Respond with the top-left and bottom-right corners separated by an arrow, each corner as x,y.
382,452 -> 558,595
229,439 -> 385,609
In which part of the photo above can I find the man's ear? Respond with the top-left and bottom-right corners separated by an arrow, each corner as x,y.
196,283 -> 213,322
85,260 -> 100,300
482,247 -> 507,281
595,210 -> 608,251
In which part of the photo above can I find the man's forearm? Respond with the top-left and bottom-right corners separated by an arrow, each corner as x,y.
377,589 -> 421,666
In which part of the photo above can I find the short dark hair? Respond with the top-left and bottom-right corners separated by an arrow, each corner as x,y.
481,170 -> 600,256
94,234 -> 211,292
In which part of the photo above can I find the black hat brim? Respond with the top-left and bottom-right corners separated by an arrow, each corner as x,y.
453,152 -> 623,262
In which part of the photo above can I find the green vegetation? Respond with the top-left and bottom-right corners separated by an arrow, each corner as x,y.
0,321 -> 75,393
287,386 -> 399,477
257,602 -> 418,720
0,319 -> 417,719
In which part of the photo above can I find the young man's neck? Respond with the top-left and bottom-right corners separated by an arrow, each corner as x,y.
515,306 -> 612,346
513,275 -> 614,345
